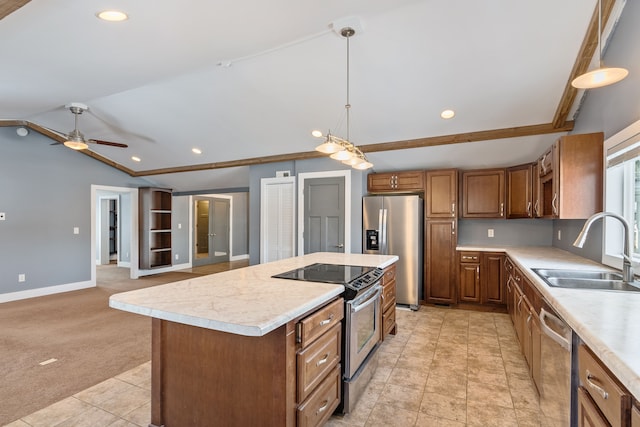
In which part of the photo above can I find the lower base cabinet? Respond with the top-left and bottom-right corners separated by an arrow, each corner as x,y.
426,220 -> 457,304
457,251 -> 505,306
149,297 -> 344,427
381,264 -> 397,339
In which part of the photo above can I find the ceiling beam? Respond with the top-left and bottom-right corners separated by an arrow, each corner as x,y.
131,121 -> 574,177
552,0 -> 615,128
0,0 -> 30,20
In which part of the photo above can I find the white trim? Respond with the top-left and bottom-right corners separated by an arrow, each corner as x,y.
260,176 -> 296,263
297,170 -> 351,255
91,185 -> 139,281
137,262 -> 192,277
0,280 -> 94,303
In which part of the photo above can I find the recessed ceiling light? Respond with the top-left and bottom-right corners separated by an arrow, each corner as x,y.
440,109 -> 455,119
131,156 -> 141,162
311,130 -> 323,138
96,10 -> 129,22
192,148 -> 202,154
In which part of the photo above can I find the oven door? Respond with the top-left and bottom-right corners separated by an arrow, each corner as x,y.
344,284 -> 382,379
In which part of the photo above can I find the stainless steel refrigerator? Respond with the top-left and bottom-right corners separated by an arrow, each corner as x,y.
363,195 -> 423,310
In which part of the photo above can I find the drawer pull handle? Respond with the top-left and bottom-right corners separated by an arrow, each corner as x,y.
316,400 -> 329,415
319,314 -> 334,326
316,354 -> 329,366
586,370 -> 609,400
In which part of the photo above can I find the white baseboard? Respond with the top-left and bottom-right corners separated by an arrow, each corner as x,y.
137,262 -> 192,277
0,280 -> 95,304
230,254 -> 249,261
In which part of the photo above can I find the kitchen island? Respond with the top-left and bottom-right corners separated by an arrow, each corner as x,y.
109,252 -> 397,427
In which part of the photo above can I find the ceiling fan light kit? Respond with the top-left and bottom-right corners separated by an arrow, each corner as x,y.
314,22 -> 372,170
571,0 -> 628,89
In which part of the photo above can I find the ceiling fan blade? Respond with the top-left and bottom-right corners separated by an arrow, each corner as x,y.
88,139 -> 128,148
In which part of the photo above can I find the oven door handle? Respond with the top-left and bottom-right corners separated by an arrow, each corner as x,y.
350,285 -> 382,313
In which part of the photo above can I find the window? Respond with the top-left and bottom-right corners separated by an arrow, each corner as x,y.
604,120 -> 640,269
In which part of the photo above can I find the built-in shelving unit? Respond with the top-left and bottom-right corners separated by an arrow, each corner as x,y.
139,187 -> 172,269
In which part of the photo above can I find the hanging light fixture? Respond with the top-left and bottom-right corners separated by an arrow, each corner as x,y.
313,26 -> 372,170
571,0 -> 628,89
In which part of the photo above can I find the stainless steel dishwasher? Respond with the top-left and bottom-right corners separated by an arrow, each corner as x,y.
538,304 -> 576,427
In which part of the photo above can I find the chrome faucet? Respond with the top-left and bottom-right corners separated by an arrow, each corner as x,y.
573,212 -> 635,283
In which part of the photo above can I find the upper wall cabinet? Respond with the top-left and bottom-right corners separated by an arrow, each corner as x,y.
536,132 -> 603,219
367,171 -> 425,193
460,168 -> 505,218
425,169 -> 457,218
506,163 -> 534,219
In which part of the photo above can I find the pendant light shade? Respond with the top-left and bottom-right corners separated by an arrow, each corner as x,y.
571,0 -> 628,89
571,66 -> 629,89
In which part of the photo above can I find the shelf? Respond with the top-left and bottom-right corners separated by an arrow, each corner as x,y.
140,187 -> 173,270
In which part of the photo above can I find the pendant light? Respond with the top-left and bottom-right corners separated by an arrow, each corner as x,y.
571,0 -> 628,89
313,26 -> 372,170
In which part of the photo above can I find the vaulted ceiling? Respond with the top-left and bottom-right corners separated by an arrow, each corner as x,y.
0,0 -> 623,191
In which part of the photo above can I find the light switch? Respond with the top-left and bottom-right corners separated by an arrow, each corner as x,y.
73,227 -> 79,234
488,229 -> 494,238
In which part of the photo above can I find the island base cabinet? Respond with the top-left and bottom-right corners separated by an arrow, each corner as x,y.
297,365 -> 341,427
150,318 -> 297,427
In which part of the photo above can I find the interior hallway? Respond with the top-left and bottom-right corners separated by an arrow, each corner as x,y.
5,305 -> 543,426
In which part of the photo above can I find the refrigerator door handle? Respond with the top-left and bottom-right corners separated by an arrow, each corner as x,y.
381,209 -> 388,253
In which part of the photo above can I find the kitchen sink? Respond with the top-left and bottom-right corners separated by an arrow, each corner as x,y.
532,268 -> 640,292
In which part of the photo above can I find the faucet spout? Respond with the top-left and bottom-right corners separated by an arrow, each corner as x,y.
573,212 -> 634,283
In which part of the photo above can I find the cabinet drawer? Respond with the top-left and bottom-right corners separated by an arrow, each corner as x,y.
382,264 -> 396,286
579,345 -> 631,427
382,280 -> 396,313
297,365 -> 341,427
297,323 -> 341,402
383,305 -> 396,337
459,251 -> 480,263
297,298 -> 343,347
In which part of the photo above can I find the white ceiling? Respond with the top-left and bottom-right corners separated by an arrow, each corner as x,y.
0,0 -> 600,191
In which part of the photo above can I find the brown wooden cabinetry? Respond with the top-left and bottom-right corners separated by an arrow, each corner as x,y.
578,344 -> 631,427
149,297 -> 343,427
536,132 -> 604,219
425,219 -> 456,304
506,163 -> 534,219
139,187 -> 172,270
367,171 -> 425,193
457,251 -> 505,306
426,169 -> 457,218
632,404 -> 640,427
380,264 -> 397,340
458,251 -> 480,303
460,168 -> 505,218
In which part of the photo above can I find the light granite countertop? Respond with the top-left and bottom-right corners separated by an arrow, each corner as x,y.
458,244 -> 640,400
109,252 -> 398,338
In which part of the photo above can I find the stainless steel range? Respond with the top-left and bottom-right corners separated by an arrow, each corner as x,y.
273,263 -> 384,413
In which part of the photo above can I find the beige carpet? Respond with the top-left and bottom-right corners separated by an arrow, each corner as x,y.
0,261 -> 247,425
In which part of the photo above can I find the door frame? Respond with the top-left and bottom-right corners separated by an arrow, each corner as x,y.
91,185 -> 139,281
297,170 -> 351,255
190,194 -> 233,264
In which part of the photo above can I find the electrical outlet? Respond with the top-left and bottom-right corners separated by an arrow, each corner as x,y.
73,227 -> 79,234
488,229 -> 494,238
18,274 -> 25,282
558,229 -> 562,240
178,223 -> 182,229
175,254 -> 179,260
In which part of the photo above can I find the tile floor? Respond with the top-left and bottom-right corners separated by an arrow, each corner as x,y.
5,306 -> 544,427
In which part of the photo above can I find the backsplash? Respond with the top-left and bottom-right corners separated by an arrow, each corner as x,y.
457,219 -> 553,247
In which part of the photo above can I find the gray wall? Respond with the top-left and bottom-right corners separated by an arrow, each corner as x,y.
248,158 -> 367,265
0,128 -> 152,294
171,196 -> 190,264
556,0 -> 640,262
458,219 -> 553,247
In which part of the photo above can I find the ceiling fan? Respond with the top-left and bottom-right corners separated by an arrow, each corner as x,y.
50,103 -> 128,150
0,102 -> 128,150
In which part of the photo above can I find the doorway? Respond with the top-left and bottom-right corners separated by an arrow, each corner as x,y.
193,196 -> 231,266
297,170 -> 351,255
